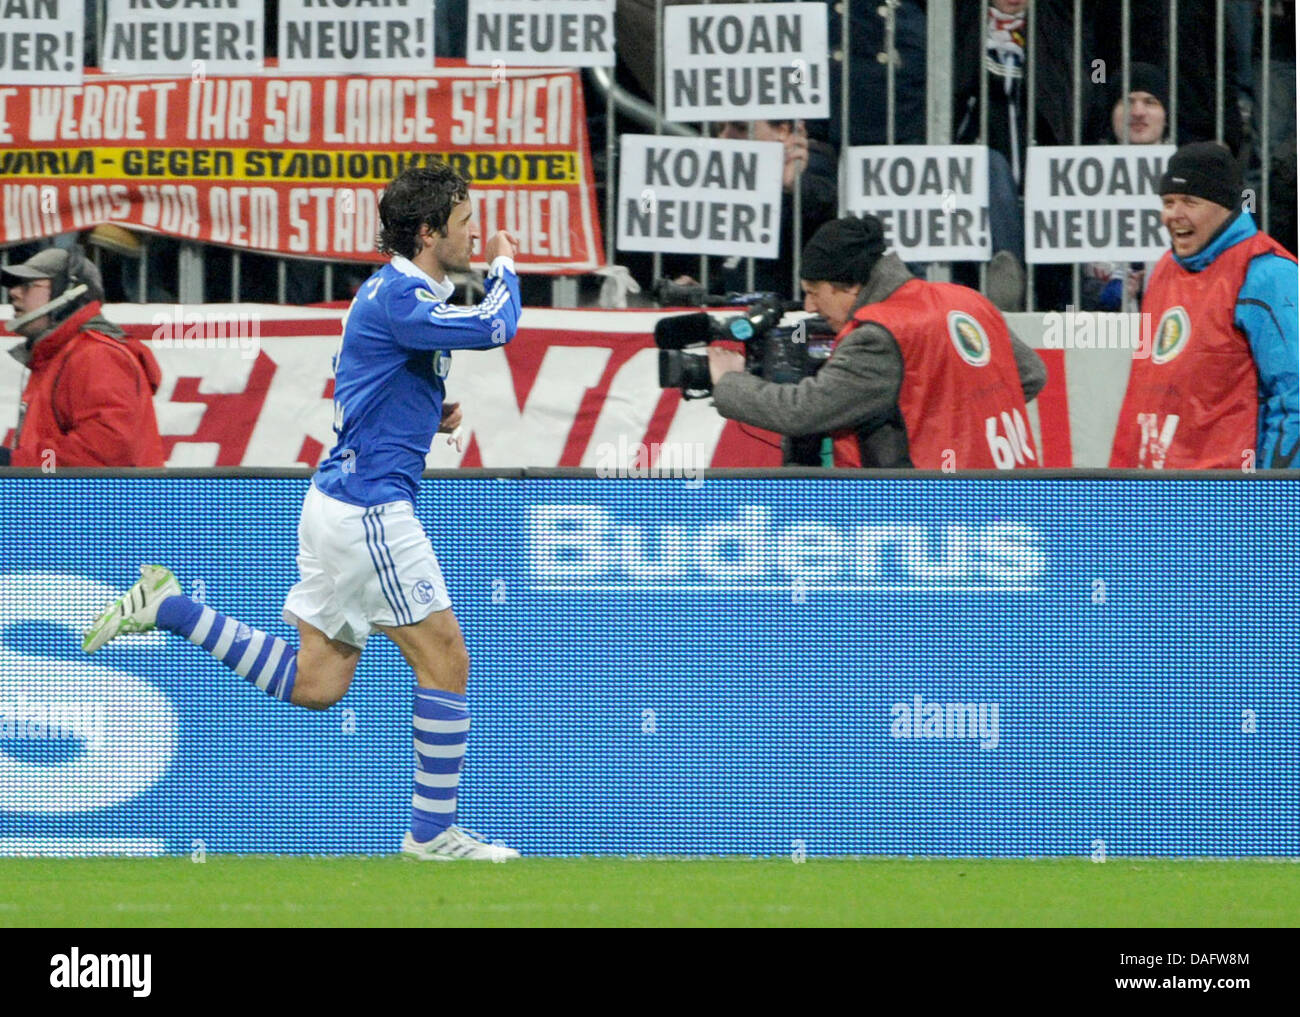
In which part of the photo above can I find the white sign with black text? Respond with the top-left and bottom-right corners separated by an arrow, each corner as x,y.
617,134 -> 784,258
278,0 -> 434,74
0,0 -> 83,85
841,146 -> 991,262
1025,145 -> 1176,263
466,0 -> 615,68
104,0 -> 264,76
663,3 -> 828,122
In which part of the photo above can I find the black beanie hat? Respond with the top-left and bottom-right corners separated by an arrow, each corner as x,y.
1159,141 -> 1242,211
1107,62 -> 1170,118
800,215 -> 887,285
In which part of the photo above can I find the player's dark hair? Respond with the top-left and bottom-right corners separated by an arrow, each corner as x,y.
377,164 -> 471,259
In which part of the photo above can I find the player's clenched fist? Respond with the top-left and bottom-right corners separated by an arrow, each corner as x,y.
485,230 -> 520,262
438,401 -> 462,433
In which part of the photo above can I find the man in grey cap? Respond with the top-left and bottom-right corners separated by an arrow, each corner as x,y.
1,245 -> 165,467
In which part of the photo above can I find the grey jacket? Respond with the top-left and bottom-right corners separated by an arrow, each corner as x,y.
711,254 -> 1048,467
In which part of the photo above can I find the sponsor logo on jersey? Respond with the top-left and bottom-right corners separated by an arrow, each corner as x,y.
948,310 -> 991,367
1151,306 -> 1191,364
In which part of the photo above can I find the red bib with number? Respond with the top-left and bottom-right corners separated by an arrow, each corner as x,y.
1109,231 -> 1294,468
831,278 -> 1037,469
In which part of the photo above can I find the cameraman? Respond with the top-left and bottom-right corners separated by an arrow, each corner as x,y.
707,216 -> 1047,469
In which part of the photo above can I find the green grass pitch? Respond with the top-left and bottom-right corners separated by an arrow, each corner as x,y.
2,857 -> 1296,927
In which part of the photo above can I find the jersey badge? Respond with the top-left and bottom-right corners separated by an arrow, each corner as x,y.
948,310 -> 991,367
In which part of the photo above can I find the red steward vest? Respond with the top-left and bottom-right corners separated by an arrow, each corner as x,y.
1110,231 -> 1296,468
832,279 -> 1037,469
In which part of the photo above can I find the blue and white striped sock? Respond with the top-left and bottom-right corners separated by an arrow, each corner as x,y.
156,596 -> 298,702
411,687 -> 469,843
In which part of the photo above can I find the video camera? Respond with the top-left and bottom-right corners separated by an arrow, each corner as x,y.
653,289 -> 836,399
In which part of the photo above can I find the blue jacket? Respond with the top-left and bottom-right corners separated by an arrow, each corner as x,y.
1174,211 -> 1299,468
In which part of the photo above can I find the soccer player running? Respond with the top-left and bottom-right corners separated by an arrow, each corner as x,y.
82,164 -> 523,861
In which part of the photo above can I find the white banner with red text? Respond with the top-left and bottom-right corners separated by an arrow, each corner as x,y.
0,304 -> 1087,467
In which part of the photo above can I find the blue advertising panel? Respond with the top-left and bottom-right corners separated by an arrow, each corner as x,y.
0,475 -> 1295,856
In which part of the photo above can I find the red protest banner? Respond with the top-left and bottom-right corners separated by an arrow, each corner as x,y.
0,63 -> 604,272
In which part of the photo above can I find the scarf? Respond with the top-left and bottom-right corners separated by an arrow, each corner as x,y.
986,7 -> 1026,85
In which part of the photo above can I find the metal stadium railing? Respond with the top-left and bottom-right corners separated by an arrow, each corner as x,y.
0,1 -> 1289,307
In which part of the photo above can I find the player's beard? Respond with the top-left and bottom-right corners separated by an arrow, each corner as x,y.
438,239 -> 472,273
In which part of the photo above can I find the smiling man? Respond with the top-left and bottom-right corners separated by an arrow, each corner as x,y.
1110,142 -> 1299,469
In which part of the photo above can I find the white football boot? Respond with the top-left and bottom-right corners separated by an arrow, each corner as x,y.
401,826 -> 521,862
82,564 -> 182,654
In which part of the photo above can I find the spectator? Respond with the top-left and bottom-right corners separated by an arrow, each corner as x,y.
1100,62 -> 1171,146
1090,0 -> 1244,155
1082,63 -> 1171,312
952,0 -> 1036,311
955,0 -> 1030,191
0,247 -> 165,468
715,121 -> 838,294
670,120 -> 838,300
820,0 -> 928,148
707,215 -> 1047,469
611,0 -> 925,300
615,2 -> 926,149
1110,142 -> 1298,468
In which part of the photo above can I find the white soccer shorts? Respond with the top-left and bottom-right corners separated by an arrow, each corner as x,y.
282,483 -> 452,648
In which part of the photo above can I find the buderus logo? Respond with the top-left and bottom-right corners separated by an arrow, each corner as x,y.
527,506 -> 1045,592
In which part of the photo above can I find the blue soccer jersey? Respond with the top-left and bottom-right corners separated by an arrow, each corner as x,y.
314,254 -> 521,506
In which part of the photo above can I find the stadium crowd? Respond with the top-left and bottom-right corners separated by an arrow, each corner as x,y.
7,1 -> 1293,308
